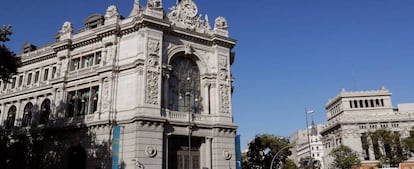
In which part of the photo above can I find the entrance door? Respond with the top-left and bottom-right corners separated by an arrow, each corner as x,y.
176,149 -> 199,169
168,136 -> 202,169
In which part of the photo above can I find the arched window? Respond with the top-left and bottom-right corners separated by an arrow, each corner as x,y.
22,102 -> 33,127
39,99 -> 51,124
6,105 -> 16,129
168,56 -> 200,113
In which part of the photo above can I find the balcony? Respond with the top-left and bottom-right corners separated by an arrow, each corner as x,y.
165,110 -> 210,123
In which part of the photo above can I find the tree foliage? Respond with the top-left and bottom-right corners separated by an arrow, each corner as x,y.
402,126 -> 414,155
369,129 -> 409,167
0,25 -> 21,82
330,145 -> 361,169
282,158 -> 298,169
243,134 -> 292,169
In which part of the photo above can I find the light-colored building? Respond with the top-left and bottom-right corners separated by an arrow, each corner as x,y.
320,87 -> 414,168
0,0 -> 237,169
291,123 -> 324,168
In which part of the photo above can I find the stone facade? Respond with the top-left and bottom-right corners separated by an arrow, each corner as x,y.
320,87 -> 414,168
0,1 -> 237,169
290,124 -> 324,168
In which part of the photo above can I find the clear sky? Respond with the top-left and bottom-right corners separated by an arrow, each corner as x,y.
2,0 -> 414,149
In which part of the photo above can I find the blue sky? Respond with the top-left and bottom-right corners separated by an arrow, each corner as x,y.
2,0 -> 414,148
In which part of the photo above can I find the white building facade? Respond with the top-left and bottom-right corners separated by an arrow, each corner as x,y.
0,0 -> 237,169
321,87 -> 414,168
291,124 -> 324,168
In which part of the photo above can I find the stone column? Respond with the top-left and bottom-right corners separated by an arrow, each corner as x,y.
97,78 -> 103,113
15,100 -> 22,126
206,137 -> 212,169
0,104 -> 4,125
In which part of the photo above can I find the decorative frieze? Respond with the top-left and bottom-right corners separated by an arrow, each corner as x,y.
220,84 -> 230,114
102,77 -> 111,110
146,39 -> 161,105
146,71 -> 160,105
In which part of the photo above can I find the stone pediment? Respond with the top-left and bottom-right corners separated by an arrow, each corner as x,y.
167,0 -> 212,34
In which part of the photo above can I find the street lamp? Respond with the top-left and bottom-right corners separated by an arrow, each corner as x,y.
270,145 -> 292,169
305,109 -> 314,166
181,75 -> 198,169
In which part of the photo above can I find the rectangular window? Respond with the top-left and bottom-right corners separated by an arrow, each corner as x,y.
3,82 -> 6,90
11,77 -> 16,88
95,52 -> 101,65
67,86 -> 99,117
27,73 -> 32,85
34,71 -> 40,83
52,67 -> 57,78
81,54 -> 95,68
43,68 -> 49,81
70,58 -> 80,71
18,75 -> 23,87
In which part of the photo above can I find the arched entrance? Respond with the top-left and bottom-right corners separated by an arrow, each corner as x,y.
22,102 -> 33,127
39,99 -> 51,124
67,145 -> 86,169
6,105 -> 16,129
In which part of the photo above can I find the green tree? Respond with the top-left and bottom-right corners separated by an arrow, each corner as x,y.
243,134 -> 291,169
0,25 -> 21,82
369,129 -> 409,167
330,145 -> 361,169
402,126 -> 414,155
282,158 -> 298,169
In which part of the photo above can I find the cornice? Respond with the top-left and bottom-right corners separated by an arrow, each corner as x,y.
0,85 -> 53,101
22,53 -> 57,66
326,88 -> 392,108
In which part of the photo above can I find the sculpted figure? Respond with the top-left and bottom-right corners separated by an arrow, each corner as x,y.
60,21 -> 73,34
147,0 -> 162,9
105,5 -> 119,18
214,17 -> 228,30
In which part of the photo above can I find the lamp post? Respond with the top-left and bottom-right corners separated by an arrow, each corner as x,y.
186,80 -> 192,169
184,76 -> 196,169
305,109 -> 314,169
270,145 -> 292,169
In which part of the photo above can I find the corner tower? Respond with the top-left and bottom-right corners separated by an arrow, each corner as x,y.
0,0 -> 237,169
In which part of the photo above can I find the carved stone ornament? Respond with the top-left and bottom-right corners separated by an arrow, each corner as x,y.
220,84 -> 230,113
184,44 -> 194,55
146,71 -> 159,105
60,21 -> 73,34
148,41 -> 160,54
145,146 -> 158,158
105,5 -> 119,19
218,57 -> 228,68
168,0 -> 212,33
146,40 -> 161,105
102,78 -> 110,109
129,0 -> 141,16
214,17 -> 228,30
223,150 -> 232,160
147,0 -> 162,9
218,70 -> 227,80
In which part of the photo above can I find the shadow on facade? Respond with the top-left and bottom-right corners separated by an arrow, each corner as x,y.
0,100 -> 112,169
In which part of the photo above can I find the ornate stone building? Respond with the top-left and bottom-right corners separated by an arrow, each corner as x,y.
321,87 -> 414,168
0,0 -> 237,169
